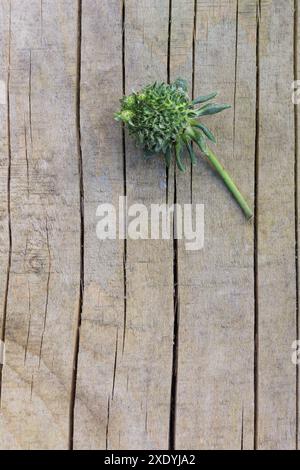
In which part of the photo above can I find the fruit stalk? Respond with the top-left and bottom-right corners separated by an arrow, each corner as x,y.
205,147 -> 253,220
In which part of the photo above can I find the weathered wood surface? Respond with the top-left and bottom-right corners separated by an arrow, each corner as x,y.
0,0 -> 299,450
173,0 -> 256,449
0,0 -> 80,449
257,0 -> 297,449
73,0 -> 174,450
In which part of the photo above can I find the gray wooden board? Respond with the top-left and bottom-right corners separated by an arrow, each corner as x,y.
174,0 -> 256,449
74,0 -> 174,449
0,0 -> 80,449
256,0 -> 297,449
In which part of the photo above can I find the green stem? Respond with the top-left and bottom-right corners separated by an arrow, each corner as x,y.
205,147 -> 253,220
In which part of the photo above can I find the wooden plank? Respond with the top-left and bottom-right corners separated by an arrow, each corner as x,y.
256,0 -> 297,449
120,0 -> 175,449
174,0 -> 256,449
296,0 -> 300,451
73,0 -> 125,449
0,1 -> 10,340
0,0 -> 80,449
74,0 -> 174,450
114,0 -> 174,449
167,0 -> 194,451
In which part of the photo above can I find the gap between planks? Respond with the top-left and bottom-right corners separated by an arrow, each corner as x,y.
0,0 -> 12,408
69,0 -> 84,450
253,0 -> 261,451
294,0 -> 299,451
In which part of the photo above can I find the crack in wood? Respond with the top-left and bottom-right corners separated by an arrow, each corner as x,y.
28,49 -> 33,146
38,218 -> 51,368
0,0 -> 12,408
69,0 -> 83,450
112,328 -> 119,399
24,118 -> 30,198
30,374 -> 34,401
24,282 -> 32,365
167,0 -> 180,451
106,396 -> 110,450
254,0 -> 261,450
294,0 -> 299,451
190,0 -> 197,204
167,0 -> 172,84
233,0 -> 239,158
145,403 -> 148,434
241,405 -> 244,450
165,0 -> 172,207
122,0 -> 127,355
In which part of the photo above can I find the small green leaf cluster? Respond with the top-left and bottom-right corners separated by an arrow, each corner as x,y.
115,78 -> 231,171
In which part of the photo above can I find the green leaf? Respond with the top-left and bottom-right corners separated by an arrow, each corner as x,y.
190,128 -> 203,143
184,126 -> 196,140
185,142 -> 197,166
192,92 -> 217,105
193,134 -> 208,155
197,103 -> 231,116
175,142 -> 186,172
193,123 -> 216,143
164,147 -> 172,168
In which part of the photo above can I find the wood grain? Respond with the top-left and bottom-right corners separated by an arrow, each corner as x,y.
0,0 -> 10,343
74,0 -> 174,449
0,0 -> 80,449
73,0 -> 125,450
0,0 -> 298,450
108,0 -> 174,449
173,0 -> 256,449
256,0 -> 297,449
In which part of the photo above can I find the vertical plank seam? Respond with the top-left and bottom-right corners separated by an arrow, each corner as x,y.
167,0 -> 175,447
40,0 -> 43,45
191,0 -> 197,204
233,0 -> 239,158
24,118 -> 30,197
69,0 -> 83,450
294,0 -> 299,451
167,0 -> 172,85
169,0 -> 198,448
254,0 -> 261,450
38,217 -> 51,367
106,396 -> 110,450
235,0 -> 246,449
166,0 -> 172,205
241,405 -> 244,450
169,182 -> 179,449
24,282 -> 32,364
112,328 -> 119,399
29,49 -> 33,145
0,0 -> 12,407
122,0 -> 127,354
168,0 -> 180,451
30,373 -> 34,401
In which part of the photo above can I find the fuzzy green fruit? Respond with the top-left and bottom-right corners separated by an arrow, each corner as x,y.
115,78 -> 253,220
115,78 -> 229,171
